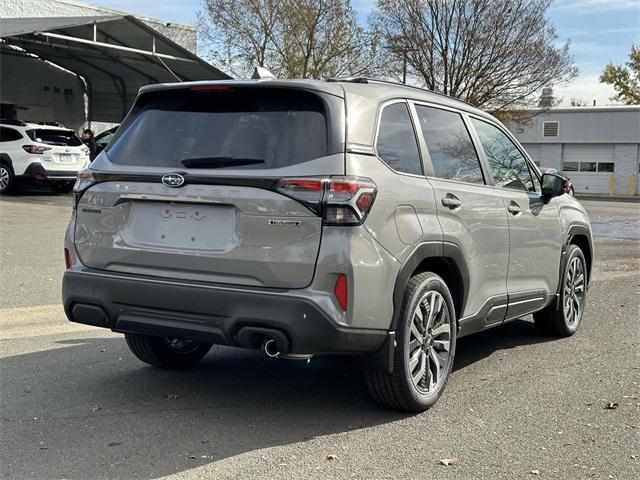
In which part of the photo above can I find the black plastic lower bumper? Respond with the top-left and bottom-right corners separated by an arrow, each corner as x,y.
18,163 -> 78,181
62,268 -> 388,356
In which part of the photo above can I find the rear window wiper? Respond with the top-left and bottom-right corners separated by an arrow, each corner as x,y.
180,157 -> 266,168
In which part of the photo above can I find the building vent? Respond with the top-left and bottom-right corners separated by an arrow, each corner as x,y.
543,121 -> 559,137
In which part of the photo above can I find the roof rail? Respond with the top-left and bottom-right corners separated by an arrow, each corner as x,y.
327,77 -> 477,108
24,120 -> 66,128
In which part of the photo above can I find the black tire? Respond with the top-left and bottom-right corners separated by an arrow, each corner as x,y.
51,181 -> 75,194
534,244 -> 587,337
0,163 -> 15,194
366,272 -> 457,412
125,333 -> 212,369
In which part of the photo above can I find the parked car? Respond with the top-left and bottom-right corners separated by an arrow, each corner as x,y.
540,167 -> 574,195
94,126 -> 118,157
0,121 -> 90,193
62,79 -> 593,412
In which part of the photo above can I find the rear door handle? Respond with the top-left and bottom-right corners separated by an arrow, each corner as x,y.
507,201 -> 521,215
441,195 -> 461,209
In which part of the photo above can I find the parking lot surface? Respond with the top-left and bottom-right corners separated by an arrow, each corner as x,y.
1,190 -> 638,479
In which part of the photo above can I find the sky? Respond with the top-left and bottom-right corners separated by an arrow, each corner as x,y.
93,0 -> 640,106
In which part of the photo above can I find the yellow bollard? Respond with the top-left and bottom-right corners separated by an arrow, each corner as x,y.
609,173 -> 615,196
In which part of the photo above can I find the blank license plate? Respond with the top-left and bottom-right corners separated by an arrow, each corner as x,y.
58,154 -> 74,163
125,202 -> 236,251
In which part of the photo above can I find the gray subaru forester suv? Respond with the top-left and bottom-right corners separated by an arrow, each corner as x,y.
63,78 -> 593,412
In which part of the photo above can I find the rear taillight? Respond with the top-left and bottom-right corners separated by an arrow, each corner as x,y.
72,169 -> 96,208
22,145 -> 51,154
64,248 -> 74,269
274,176 -> 377,226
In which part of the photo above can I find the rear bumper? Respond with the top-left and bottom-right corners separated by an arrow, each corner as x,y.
18,162 -> 79,181
62,268 -> 388,356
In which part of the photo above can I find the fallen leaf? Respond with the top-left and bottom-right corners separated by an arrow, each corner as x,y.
531,469 -> 540,475
604,402 -> 619,410
439,458 -> 460,466
90,405 -> 101,412
326,454 -> 337,460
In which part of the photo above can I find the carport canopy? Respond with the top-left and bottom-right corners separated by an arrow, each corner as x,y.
0,15 -> 230,123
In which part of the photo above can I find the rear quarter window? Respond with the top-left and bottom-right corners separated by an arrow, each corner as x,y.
106,88 -> 332,170
0,127 -> 23,142
375,102 -> 422,176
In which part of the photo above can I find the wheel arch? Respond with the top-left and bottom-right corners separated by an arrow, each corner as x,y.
565,225 -> 593,286
0,153 -> 13,171
391,242 -> 469,331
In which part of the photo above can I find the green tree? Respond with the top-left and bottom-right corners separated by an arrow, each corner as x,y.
600,45 -> 640,105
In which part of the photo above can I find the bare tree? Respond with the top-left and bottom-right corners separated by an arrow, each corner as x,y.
199,0 -> 378,79
370,0 -> 577,112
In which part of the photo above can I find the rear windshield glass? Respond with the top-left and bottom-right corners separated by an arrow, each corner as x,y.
26,129 -> 82,146
106,88 -> 329,169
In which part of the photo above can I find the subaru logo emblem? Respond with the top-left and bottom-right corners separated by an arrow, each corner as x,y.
162,173 -> 185,188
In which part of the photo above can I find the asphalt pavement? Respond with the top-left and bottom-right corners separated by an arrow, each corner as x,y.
1,188 -> 638,480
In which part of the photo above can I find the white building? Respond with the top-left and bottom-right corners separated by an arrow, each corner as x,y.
510,106 -> 640,196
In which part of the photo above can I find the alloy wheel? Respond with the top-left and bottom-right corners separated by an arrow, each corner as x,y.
0,167 -> 10,190
564,256 -> 585,325
407,290 -> 452,394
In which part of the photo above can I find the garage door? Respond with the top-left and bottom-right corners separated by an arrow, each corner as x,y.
562,144 -> 614,194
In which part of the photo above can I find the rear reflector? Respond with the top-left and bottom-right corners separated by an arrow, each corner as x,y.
334,274 -> 348,311
64,248 -> 73,269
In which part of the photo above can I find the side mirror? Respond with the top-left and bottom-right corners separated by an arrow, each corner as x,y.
541,173 -> 566,198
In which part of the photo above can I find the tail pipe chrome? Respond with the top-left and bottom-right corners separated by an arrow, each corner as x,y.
262,338 -> 280,358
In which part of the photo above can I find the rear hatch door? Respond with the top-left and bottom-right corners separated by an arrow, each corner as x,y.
74,84 -> 345,288
27,128 -> 88,170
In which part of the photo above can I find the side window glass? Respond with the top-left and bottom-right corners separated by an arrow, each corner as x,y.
376,102 -> 422,176
0,127 -> 22,142
471,118 -> 535,192
415,105 -> 484,184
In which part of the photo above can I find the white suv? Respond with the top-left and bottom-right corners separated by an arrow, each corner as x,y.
0,121 -> 90,193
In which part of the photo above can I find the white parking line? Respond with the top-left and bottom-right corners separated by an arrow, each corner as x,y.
0,304 -> 98,340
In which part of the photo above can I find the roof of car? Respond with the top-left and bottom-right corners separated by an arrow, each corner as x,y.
137,78 -> 494,121
0,122 -> 74,131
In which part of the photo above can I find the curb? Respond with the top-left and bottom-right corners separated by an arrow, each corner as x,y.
576,194 -> 640,203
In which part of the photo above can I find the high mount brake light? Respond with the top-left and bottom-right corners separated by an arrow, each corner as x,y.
274,176 -> 377,226
190,85 -> 233,92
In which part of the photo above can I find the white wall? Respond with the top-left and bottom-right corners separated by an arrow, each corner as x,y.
0,49 -> 85,130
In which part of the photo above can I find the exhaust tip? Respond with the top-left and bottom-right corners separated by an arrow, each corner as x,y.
263,338 -> 280,358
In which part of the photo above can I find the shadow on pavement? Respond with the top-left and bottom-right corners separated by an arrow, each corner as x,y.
0,318 -> 551,479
